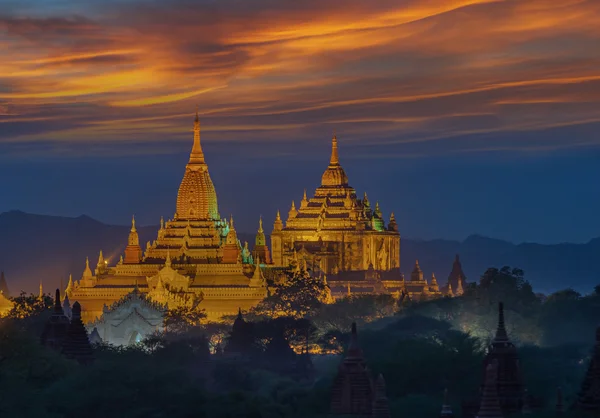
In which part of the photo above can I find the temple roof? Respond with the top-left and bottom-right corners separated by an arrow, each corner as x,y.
321,135 -> 349,187
176,111 -> 219,221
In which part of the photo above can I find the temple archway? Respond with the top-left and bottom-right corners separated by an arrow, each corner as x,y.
129,331 -> 142,345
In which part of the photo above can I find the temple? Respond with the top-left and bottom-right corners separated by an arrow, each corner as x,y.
67,111 -> 267,323
270,135 -> 439,299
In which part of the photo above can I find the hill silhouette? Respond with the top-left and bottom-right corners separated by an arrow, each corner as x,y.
0,211 -> 598,295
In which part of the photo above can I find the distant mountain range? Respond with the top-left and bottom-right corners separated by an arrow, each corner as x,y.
0,210 -> 598,295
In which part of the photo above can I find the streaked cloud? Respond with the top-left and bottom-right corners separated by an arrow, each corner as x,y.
1,0 -> 600,156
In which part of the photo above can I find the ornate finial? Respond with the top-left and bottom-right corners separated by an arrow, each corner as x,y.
39,280 -> 43,298
390,212 -> 396,221
131,215 -> 136,232
275,210 -> 281,221
160,216 -> 165,230
258,216 -> 263,233
415,259 -> 420,267
303,189 -> 307,200
230,214 -> 235,229
189,107 -> 205,165
329,133 -> 339,165
291,200 -> 296,211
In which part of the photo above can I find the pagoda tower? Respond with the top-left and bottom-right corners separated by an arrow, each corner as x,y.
40,289 -> 71,351
330,322 -> 375,415
447,254 -> 467,291
483,302 -> 524,415
62,301 -> 94,365
176,109 -> 218,221
222,215 -> 241,263
411,260 -> 424,282
252,216 -> 272,264
573,326 -> 600,412
124,215 -> 143,264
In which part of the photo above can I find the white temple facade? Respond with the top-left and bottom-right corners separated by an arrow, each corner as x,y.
87,288 -> 166,346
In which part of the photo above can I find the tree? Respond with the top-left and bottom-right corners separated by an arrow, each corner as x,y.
252,268 -> 330,319
164,305 -> 207,334
6,292 -> 53,319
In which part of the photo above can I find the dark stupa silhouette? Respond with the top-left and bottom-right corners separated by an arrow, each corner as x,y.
573,326 -> 600,412
477,361 -> 503,418
330,322 -> 374,416
62,301 -> 94,365
40,289 -> 70,351
483,302 -> 524,415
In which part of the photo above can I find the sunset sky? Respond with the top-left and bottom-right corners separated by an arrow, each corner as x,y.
1,0 -> 600,243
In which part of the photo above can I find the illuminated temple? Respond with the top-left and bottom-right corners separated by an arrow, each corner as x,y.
270,135 -> 438,299
68,113 -> 267,323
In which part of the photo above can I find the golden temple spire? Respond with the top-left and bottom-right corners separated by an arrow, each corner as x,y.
39,280 -> 43,299
288,200 -> 298,220
258,216 -> 263,234
131,215 -> 137,232
83,257 -> 92,278
160,216 -> 165,230
273,210 -> 283,232
330,134 -> 339,166
165,250 -> 172,268
230,214 -> 235,229
65,274 -> 73,296
188,107 -> 206,165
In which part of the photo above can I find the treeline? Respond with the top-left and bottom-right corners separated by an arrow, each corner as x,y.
0,266 -> 599,417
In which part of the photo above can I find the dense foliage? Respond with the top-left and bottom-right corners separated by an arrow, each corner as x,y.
1,266 -> 599,417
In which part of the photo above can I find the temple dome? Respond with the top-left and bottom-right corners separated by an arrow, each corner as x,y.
321,135 -> 349,187
176,112 -> 219,220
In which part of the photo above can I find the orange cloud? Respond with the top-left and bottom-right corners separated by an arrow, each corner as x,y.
1,0 -> 599,154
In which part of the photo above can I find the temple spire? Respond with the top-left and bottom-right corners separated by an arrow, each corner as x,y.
329,134 -> 339,166
188,107 -> 205,165
258,216 -> 264,234
494,302 -> 509,342
39,280 -> 43,298
131,215 -> 136,232
347,322 -> 363,359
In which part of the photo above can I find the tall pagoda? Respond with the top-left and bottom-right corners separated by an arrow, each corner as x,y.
67,111 -> 267,323
447,254 -> 467,292
40,289 -> 70,350
573,326 -> 600,412
482,302 -> 524,415
62,301 -> 94,365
